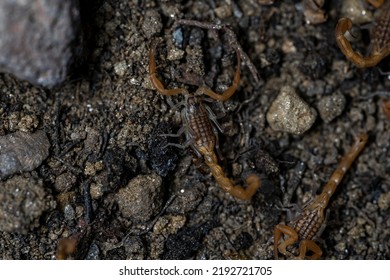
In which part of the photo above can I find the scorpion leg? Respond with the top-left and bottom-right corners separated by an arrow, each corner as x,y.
335,18 -> 383,68
197,51 -> 241,101
274,224 -> 299,259
149,39 -> 188,96
298,240 -> 322,260
322,133 -> 368,196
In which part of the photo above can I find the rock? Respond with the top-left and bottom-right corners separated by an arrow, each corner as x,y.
54,172 -> 77,192
0,176 -> 48,232
0,0 -> 81,87
317,92 -> 346,123
115,173 -> 163,222
266,86 -> 317,135
0,130 -> 50,179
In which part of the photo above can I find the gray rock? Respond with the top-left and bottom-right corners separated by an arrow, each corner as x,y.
0,0 -> 81,87
115,173 -> 163,222
0,130 -> 50,179
266,86 -> 317,135
317,92 -> 346,123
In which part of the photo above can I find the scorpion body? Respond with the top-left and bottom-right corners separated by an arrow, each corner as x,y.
274,134 -> 368,259
182,97 -> 261,200
149,37 -> 261,201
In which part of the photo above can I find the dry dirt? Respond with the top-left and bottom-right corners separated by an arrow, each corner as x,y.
0,0 -> 389,260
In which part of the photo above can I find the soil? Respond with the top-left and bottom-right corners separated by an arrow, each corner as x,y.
0,0 -> 389,260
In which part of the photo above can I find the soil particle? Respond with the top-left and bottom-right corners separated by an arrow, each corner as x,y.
54,172 -> 77,193
115,173 -> 163,222
378,192 -> 390,211
317,92 -> 347,123
0,130 -> 50,179
0,176 -> 52,233
141,10 -> 163,39
153,214 -> 186,235
0,0 -> 388,261
162,220 -> 216,260
266,85 -> 317,134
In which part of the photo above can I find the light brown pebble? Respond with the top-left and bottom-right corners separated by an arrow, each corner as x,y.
266,86 -> 317,134
115,173 -> 163,222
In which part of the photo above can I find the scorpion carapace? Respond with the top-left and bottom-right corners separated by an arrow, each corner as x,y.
274,134 -> 368,259
148,38 -> 261,201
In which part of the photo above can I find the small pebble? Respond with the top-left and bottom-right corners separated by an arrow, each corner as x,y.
63,204 -> 75,221
317,92 -> 346,123
214,5 -> 232,19
153,214 -> 186,235
86,243 -> 100,260
266,86 -> 317,135
141,10 -> 163,38
378,192 -> 390,211
115,173 -> 163,222
54,172 -> 77,192
0,176 -> 49,232
0,130 -> 50,179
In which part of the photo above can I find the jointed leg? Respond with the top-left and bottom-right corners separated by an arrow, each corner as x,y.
322,133 -> 368,196
298,240 -> 322,260
149,39 -> 188,96
274,224 -> 299,259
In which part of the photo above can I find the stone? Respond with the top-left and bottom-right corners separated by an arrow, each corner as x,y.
266,86 -> 317,134
317,92 -> 346,123
115,173 -> 163,222
0,0 -> 81,87
0,176 -> 48,232
0,130 -> 50,179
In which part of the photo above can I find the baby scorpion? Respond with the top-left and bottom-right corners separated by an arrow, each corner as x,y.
274,134 -> 368,259
149,38 -> 261,201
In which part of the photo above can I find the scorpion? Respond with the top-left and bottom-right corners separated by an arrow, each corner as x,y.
335,0 -> 390,68
274,134 -> 368,259
148,38 -> 261,201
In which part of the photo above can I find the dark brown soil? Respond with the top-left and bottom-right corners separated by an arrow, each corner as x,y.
0,0 -> 389,260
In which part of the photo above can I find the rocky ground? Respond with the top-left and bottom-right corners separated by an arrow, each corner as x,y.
0,0 -> 389,260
